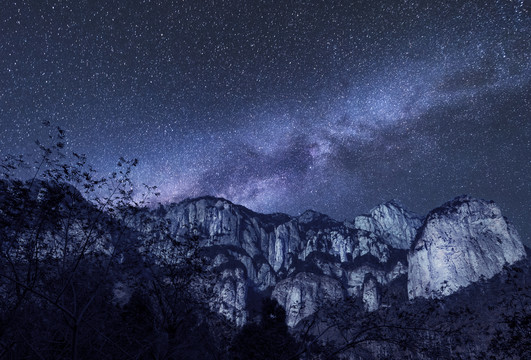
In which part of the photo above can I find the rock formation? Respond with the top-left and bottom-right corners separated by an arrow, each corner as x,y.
132,194 -> 526,326
150,196 -> 421,325
272,272 -> 344,327
408,196 -> 526,299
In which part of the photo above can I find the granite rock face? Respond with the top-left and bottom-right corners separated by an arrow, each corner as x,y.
140,195 -> 525,326
147,197 -> 419,325
212,267 -> 248,326
272,272 -> 345,327
5,180 -> 527,329
362,273 -> 381,312
353,200 -> 423,250
408,196 -> 526,299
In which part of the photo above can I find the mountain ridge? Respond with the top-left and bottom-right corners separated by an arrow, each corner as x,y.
137,193 -> 526,327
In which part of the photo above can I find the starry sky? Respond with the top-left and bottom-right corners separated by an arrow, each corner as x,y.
1,0 -> 530,244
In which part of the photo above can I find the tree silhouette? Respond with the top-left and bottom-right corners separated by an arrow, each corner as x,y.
0,124 -> 221,359
487,265 -> 531,359
230,298 -> 300,360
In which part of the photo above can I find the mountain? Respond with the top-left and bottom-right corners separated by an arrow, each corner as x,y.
353,200 -> 423,250
1,180 -> 528,359
408,195 -> 527,299
139,196 -> 426,326
136,194 -> 526,329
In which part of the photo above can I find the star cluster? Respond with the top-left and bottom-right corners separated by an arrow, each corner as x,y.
0,1 -> 529,243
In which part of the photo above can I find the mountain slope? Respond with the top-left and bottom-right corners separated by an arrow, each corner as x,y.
408,195 -> 526,299
140,194 -> 526,327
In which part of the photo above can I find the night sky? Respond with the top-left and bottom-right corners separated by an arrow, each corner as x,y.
1,1 -> 529,244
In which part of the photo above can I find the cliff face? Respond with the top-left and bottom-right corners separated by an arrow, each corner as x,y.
149,196 -> 419,325
353,200 -> 423,250
407,196 -> 526,299
137,195 -> 526,326
272,272 -> 345,327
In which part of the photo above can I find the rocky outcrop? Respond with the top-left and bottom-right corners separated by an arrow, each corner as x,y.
140,194 -> 524,326
353,200 -> 423,250
408,196 -> 526,299
345,260 -> 407,297
149,197 -> 420,325
212,267 -> 248,326
272,272 -> 345,327
362,274 -> 381,312
161,197 -> 298,273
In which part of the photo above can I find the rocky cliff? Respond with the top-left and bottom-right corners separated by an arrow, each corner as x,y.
407,195 -> 526,299
353,200 -> 423,250
144,196 -> 422,326
148,195 -> 527,326
3,179 -> 528,360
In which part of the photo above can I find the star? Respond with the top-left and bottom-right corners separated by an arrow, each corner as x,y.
0,0 -> 529,244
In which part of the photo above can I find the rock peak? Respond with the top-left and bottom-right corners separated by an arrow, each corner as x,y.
408,196 -> 526,299
297,209 -> 331,224
354,200 -> 423,250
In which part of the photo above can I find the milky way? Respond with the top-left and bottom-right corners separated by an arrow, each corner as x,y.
0,1 -> 529,243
